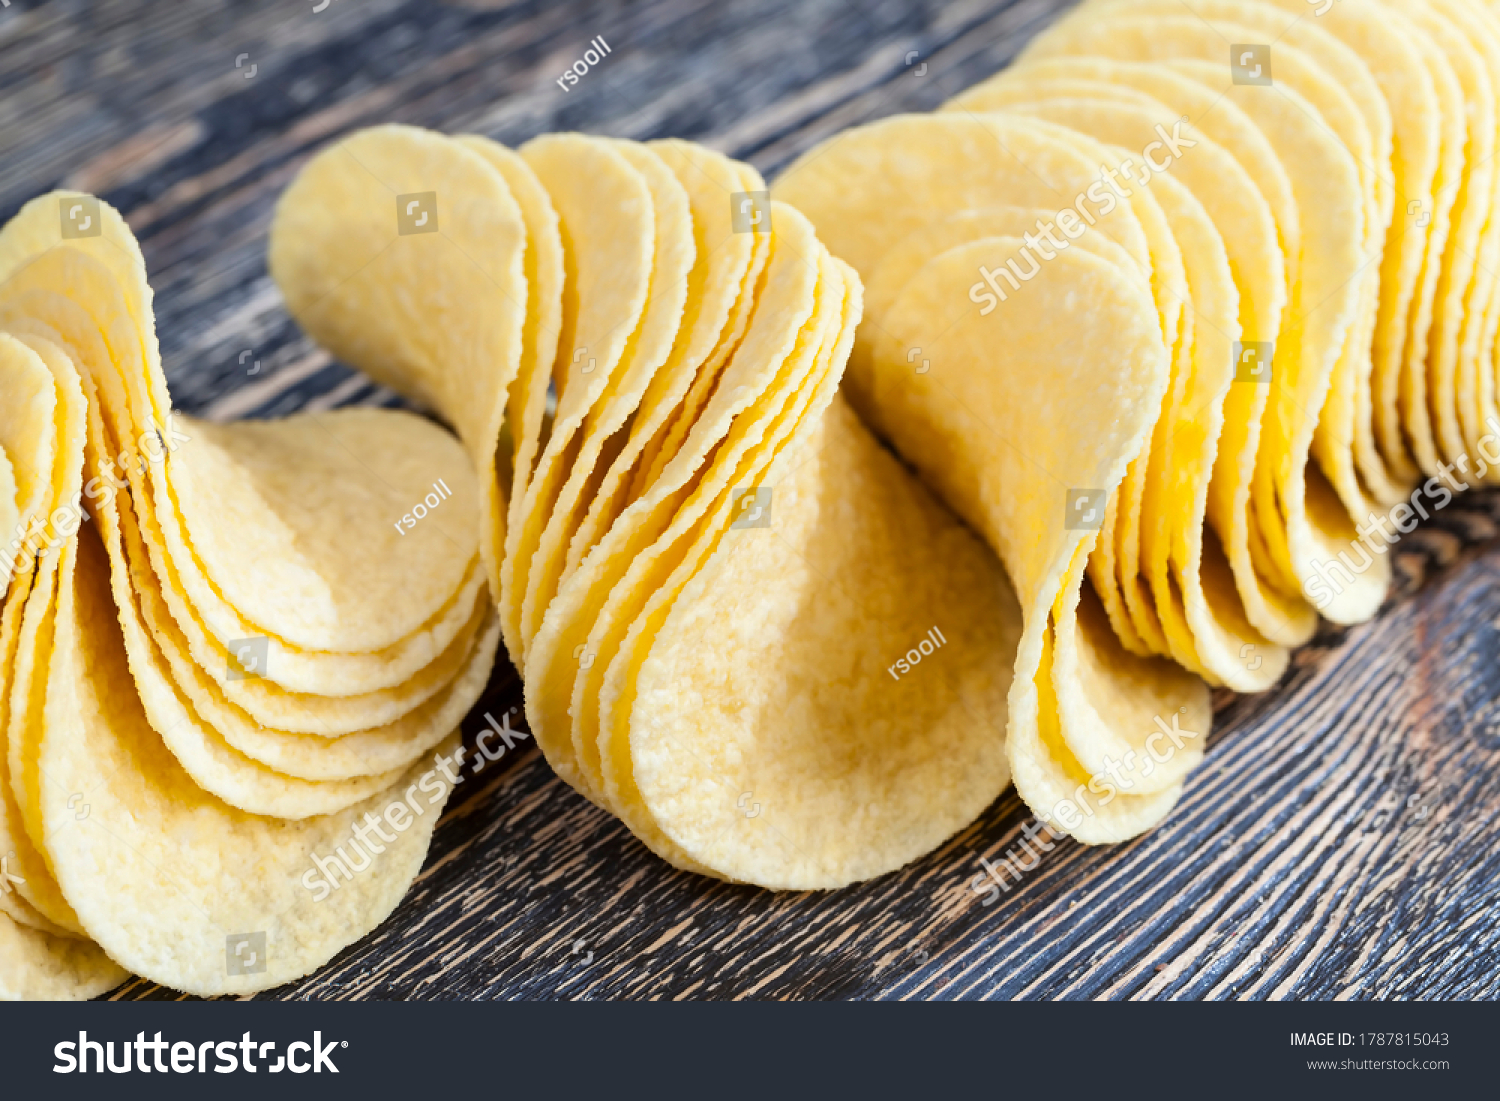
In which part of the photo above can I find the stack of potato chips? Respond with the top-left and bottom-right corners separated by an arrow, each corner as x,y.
273,127 -> 1023,893
1,195 -> 491,996
776,0 -> 1500,842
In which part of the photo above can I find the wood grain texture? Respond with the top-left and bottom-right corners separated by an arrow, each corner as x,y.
1,0 -> 1495,1000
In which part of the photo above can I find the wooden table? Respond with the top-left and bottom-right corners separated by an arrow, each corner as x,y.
4,0 -> 1496,1000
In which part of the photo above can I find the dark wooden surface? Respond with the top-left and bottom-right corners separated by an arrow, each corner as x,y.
3,0 -> 1496,1001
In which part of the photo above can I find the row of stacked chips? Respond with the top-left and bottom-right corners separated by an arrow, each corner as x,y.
272,127 -> 1026,890
0,194 -> 492,996
775,0 -> 1500,841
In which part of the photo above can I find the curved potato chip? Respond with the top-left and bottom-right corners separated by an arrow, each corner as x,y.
1158,59 -> 1385,622
134,559 -> 499,782
564,142 -> 763,579
976,103 -> 1305,644
505,134 -> 654,668
454,134 -> 565,604
955,59 -> 1301,285
593,252 -> 856,856
16,370 -> 414,819
1381,0 -> 1494,475
0,333 -> 56,585
526,203 -> 823,802
773,112 -> 1152,282
866,233 -> 1203,831
865,206 -> 1140,328
1015,14 -> 1375,634
630,398 -> 1020,887
0,449 -> 17,580
1417,0 -> 1500,477
170,409 -> 480,655
854,196 -> 1259,688
0,912 -> 125,1001
1079,1 -> 1391,534
41,527 -> 461,996
0,246 -> 487,738
0,563 -> 74,935
0,176 -> 503,997
628,155 -> 771,497
3,331 -> 87,934
518,140 -> 695,652
0,208 -> 486,709
268,123 -> 527,598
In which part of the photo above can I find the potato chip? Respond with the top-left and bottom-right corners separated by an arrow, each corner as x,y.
1390,22 -> 1466,480
2,330 -> 87,935
0,210 -> 483,712
1381,0 -> 1495,475
865,206 -> 1140,329
565,142 -> 763,577
954,59 -> 1301,286
40,525 -> 462,995
170,410 -> 480,654
453,134 -> 565,598
628,397 -> 1020,887
1159,58 -> 1383,623
947,100 -> 1308,655
1015,14 -> 1381,629
518,140 -> 695,653
0,245 -> 485,740
94,483 -> 411,819
0,334 -> 56,586
628,186 -> 770,489
0,184 -> 512,994
774,112 -> 1152,282
1436,0 -> 1500,471
1109,2 -> 1393,538
134,577 -> 498,784
1138,173 -> 1284,690
268,124 -> 527,601
595,266 -> 860,870
501,135 -> 654,670
526,201 -> 824,802
1052,2 -> 1398,622
1236,0 -> 1437,497
863,237 -> 1203,832
0,911 -> 125,1001
0,450 -> 17,581
0,561 -> 76,936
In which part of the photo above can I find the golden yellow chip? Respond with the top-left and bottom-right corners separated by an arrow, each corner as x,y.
0,183 -> 513,993
566,141 -> 763,577
518,140 -> 695,653
40,526 -> 462,995
454,134 -> 565,599
502,135 -> 655,669
0,333 -> 57,586
596,264 -> 859,870
0,911 -> 125,1001
774,112 -> 1152,281
527,201 -> 824,802
2,328 -> 87,936
628,397 -> 1019,887
268,124 -> 527,600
